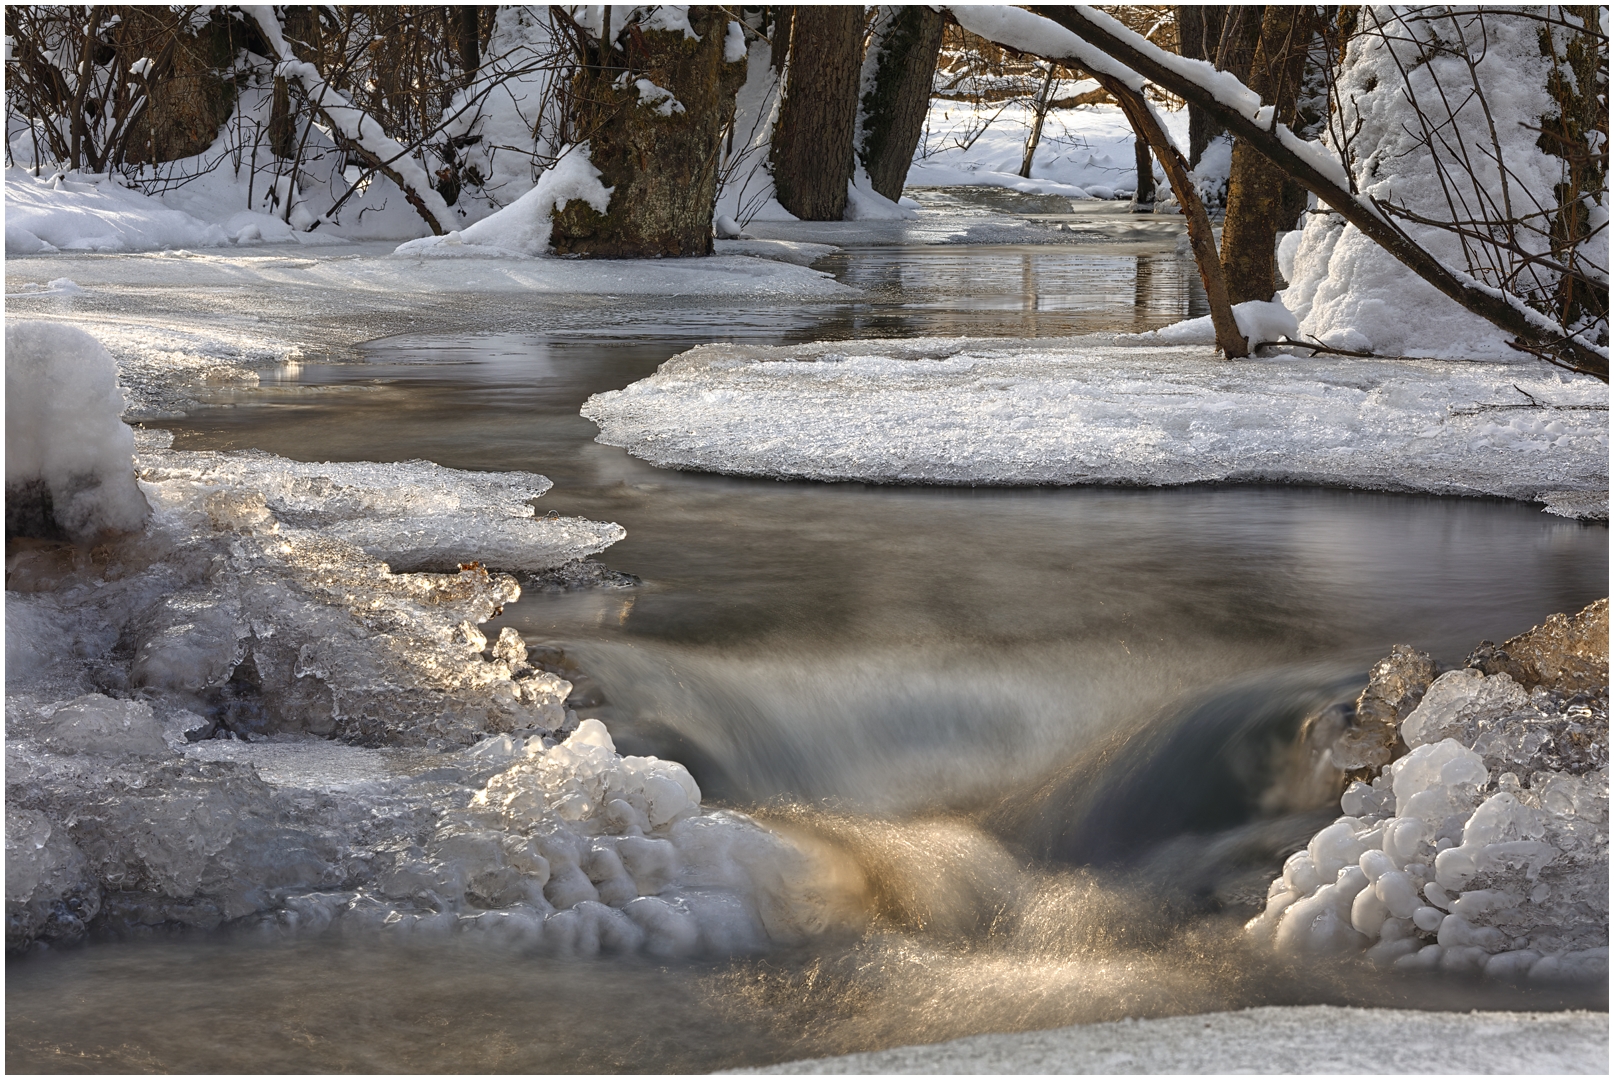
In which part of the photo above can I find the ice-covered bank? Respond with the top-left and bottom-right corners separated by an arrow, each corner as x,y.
736,1005 -> 1609,1074
1249,600 -> 1608,984
581,337 -> 1610,517
4,321 -> 855,954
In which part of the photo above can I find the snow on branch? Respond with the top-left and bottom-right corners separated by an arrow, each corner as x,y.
1010,5 -> 1608,380
242,5 -> 450,235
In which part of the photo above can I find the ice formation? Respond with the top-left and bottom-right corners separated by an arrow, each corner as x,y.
5,321 -> 151,540
581,336 -> 1608,515
4,321 -> 853,957
1248,600 -> 1609,983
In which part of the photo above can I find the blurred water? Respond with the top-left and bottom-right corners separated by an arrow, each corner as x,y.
10,201 -> 1606,1071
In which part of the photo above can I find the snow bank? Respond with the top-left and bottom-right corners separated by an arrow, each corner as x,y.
5,321 -> 150,539
908,99 -> 1182,201
5,167 -> 231,254
1284,11 -> 1599,360
394,146 -> 613,258
1248,601 -> 1608,983
581,336 -> 1608,512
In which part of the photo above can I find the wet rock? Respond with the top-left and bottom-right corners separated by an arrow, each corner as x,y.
1331,645 -> 1439,774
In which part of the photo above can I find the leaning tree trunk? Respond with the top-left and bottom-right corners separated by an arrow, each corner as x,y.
771,6 -> 865,220
551,6 -> 747,257
857,5 -> 945,201
1220,4 -> 1318,304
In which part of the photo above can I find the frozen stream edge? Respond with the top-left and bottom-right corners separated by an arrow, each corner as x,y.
582,337 -> 1610,519
732,1005 -> 1609,1074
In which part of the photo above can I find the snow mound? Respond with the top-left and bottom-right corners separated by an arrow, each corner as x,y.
395,146 -> 613,258
5,321 -> 151,540
1117,299 -> 1300,350
1248,600 -> 1608,983
580,336 -> 1608,510
5,168 -> 231,254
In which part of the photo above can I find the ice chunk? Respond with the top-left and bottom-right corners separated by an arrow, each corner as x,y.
40,695 -> 170,758
1402,669 -> 1530,749
6,321 -> 151,540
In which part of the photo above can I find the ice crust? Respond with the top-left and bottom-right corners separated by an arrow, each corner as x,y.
1248,600 -> 1609,983
5,321 -> 152,539
582,337 -> 1609,512
4,323 -> 846,958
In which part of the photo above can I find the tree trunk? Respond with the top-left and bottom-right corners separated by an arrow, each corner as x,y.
771,6 -> 865,220
1132,136 -> 1154,209
858,5 -> 945,201
1019,64 -> 1056,179
1220,5 -> 1318,303
551,6 -> 747,257
454,5 -> 482,75
1099,74 -> 1246,358
1176,5 -> 1226,169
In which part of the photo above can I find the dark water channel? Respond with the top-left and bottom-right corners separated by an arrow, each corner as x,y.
8,212 -> 1608,1072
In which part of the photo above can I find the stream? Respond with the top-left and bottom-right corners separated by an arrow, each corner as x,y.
7,197 -> 1607,1072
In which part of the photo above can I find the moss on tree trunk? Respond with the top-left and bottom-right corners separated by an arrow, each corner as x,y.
770,6 -> 865,220
551,7 -> 746,258
858,6 -> 945,202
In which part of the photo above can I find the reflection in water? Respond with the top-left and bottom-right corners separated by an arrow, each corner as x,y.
15,230 -> 1606,1072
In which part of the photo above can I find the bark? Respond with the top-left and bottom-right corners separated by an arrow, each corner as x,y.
551,6 -> 747,257
1027,6 -> 1609,380
455,5 -> 482,74
1220,5 -> 1317,303
771,6 -> 865,220
1132,135 -> 1155,208
1176,5 -> 1226,168
269,77 -> 296,158
1019,65 -> 1056,179
858,5 -> 946,201
1212,5 -> 1265,82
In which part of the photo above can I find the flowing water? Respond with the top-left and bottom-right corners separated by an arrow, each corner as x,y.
8,201 -> 1608,1071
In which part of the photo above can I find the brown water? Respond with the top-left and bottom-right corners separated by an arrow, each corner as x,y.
7,199 -> 1608,1072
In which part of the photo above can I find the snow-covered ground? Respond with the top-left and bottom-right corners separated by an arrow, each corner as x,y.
581,337 -> 1609,517
909,96 -> 1180,201
735,1005 -> 1609,1074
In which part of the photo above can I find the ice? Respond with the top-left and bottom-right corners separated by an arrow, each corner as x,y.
1248,600 -> 1609,980
38,695 -> 171,758
136,446 -> 622,574
5,321 -> 151,540
581,336 -> 1608,513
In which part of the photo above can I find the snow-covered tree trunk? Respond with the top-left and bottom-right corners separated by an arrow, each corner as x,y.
551,6 -> 747,257
770,6 -> 865,220
856,5 -> 946,202
1220,4 -> 1318,304
1175,5 -> 1226,168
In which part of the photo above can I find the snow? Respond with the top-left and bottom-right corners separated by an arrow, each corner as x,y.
714,41 -> 794,225
1118,299 -> 1300,350
733,1005 -> 1610,1074
395,144 -> 614,258
910,100 -> 1183,202
5,321 -> 151,539
5,167 -> 232,253
581,336 -> 1608,512
1284,10 -> 1597,360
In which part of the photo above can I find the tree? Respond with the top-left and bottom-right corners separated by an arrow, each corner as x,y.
1174,5 -> 1226,168
1219,5 -> 1318,303
858,5 -> 946,201
770,6 -> 865,220
550,6 -> 747,256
